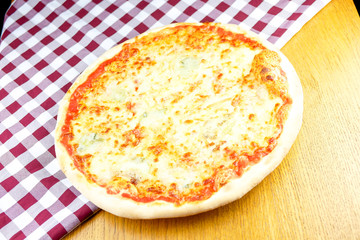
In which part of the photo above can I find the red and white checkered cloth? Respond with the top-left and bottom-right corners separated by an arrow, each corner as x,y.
0,0 -> 330,239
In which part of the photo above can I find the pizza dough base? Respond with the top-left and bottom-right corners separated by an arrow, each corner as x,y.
55,23 -> 303,219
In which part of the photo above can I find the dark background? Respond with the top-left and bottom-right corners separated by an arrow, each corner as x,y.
355,1 -> 360,16
1,0 -> 12,37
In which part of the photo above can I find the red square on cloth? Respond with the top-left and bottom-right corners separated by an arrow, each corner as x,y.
184,6 -> 197,16
0,213 -> 12,229
25,159 -> 43,174
151,9 -> 166,20
35,209 -> 52,225
20,113 -> 36,127
33,1 -> 45,12
3,62 -> 16,74
40,97 -> 56,110
40,176 -> 59,190
47,224 -> 67,240
59,189 -> 77,207
0,88 -> 8,101
9,38 -> 22,50
40,36 -> 55,45
1,176 -> 19,192
216,2 -> 230,12
18,193 -> 37,210
0,129 -> 12,144
14,74 -> 30,86
27,86 -> 42,99
9,143 -> 27,158
28,25 -> 42,36
268,6 -> 282,15
32,127 -> 50,141
54,46 -> 67,56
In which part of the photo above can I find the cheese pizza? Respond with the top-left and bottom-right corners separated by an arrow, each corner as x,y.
55,22 -> 303,219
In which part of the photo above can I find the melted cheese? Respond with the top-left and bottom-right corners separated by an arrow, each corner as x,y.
66,24 -> 288,201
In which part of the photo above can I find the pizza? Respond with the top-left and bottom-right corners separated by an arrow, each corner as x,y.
55,22 -> 303,219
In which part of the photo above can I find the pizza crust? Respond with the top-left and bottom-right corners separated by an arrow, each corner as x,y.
55,22 -> 303,219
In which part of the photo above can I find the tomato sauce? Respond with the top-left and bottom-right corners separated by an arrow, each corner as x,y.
59,23 -> 291,205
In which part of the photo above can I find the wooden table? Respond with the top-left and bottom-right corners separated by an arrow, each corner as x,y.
65,0 -> 360,239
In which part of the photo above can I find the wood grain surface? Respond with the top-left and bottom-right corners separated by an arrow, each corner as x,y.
64,0 -> 360,239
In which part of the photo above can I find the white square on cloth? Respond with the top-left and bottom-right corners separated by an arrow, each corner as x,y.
269,14 -> 285,29
150,0 -> 165,8
16,1 -> 32,16
26,227 -> 48,240
119,24 -> 133,36
12,211 -> 33,228
28,141 -> 47,159
88,5 -> 105,17
103,14 -> 118,27
13,127 -> 32,143
38,191 -> 58,208
53,207 -> 73,223
22,98 -> 39,113
43,84 -> 59,97
37,46 -> 53,59
284,1 -> 300,13
1,114 -> 18,129
120,1 -> 135,12
17,61 -> 33,74
23,35 -> 39,49
35,111 -> 53,126
197,3 -> 214,15
3,50 -> 20,62
4,159 -> 23,175
20,174 -> 39,192
45,159 -> 61,176
251,6 -> 268,19
0,193 -> 17,212
9,87 -> 27,100
165,7 -> 182,19
217,12 -> 234,23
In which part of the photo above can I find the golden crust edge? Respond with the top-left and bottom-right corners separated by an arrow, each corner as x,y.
54,22 -> 303,219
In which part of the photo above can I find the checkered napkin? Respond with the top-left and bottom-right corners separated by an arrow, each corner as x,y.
0,0 -> 329,239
